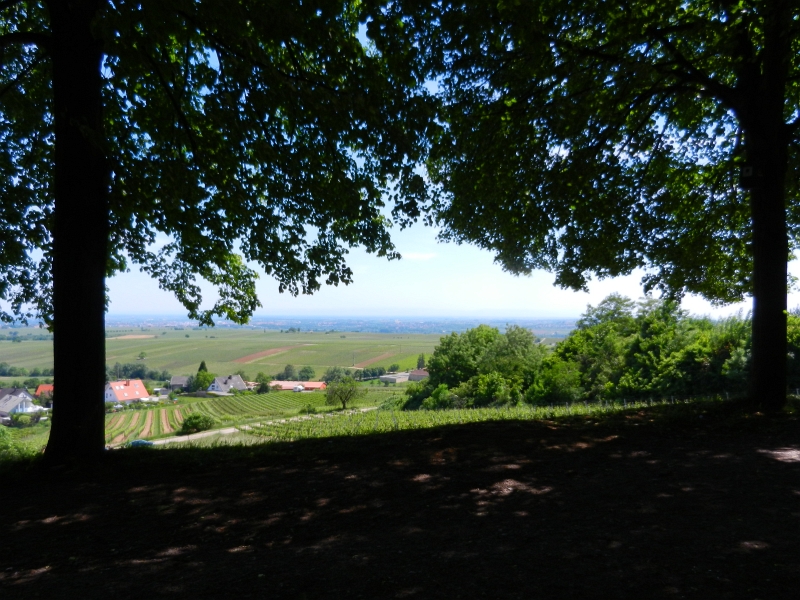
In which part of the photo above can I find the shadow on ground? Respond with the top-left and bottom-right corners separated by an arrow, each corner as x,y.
2,405 -> 800,599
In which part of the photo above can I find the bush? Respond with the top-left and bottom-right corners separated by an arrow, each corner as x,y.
0,426 -> 17,458
402,381 -> 433,410
179,414 -> 216,435
11,414 -> 32,427
421,384 -> 456,410
298,404 -> 317,415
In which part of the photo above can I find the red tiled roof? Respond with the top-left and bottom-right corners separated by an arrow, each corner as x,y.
105,379 -> 148,403
35,383 -> 54,397
269,381 -> 327,391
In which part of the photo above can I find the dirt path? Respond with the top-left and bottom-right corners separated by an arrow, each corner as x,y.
107,414 -> 124,430
174,408 -> 184,423
140,411 -> 154,438
5,408 -> 800,599
160,409 -> 173,434
354,351 -> 395,368
150,407 -> 378,446
233,344 -> 312,364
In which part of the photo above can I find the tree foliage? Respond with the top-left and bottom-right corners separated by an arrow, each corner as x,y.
325,375 -> 366,409
375,0 -> 800,407
0,0 -> 432,326
0,0 -> 432,460
321,365 -> 349,383
298,366 -> 316,381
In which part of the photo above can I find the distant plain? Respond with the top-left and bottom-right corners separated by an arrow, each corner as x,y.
0,327 -> 442,381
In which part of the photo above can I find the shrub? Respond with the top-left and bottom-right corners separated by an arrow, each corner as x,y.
421,384 -> 455,410
402,381 -> 432,410
0,426 -> 17,458
11,414 -> 32,427
179,414 -> 216,435
298,404 -> 317,415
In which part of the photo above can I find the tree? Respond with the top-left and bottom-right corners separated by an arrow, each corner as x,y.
380,0 -> 800,409
417,353 -> 426,369
254,371 -> 273,393
276,364 -> 297,381
298,366 -> 316,381
325,376 -> 366,409
137,351 -> 147,361
193,370 -> 216,392
426,325 -> 502,388
388,363 -> 400,372
197,361 -> 208,373
321,365 -> 349,383
0,0 -> 430,461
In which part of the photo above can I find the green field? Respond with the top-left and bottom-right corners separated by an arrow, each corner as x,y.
0,327 -> 441,380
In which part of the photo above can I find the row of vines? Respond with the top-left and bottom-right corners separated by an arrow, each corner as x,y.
104,407 -> 183,444
104,389 -> 398,445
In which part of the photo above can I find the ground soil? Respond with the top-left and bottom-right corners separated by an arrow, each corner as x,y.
233,345 -> 311,364
140,410 -> 154,438
160,410 -> 173,434
2,404 -> 800,599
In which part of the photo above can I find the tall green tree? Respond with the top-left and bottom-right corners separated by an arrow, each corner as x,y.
325,375 -> 366,409
0,0 -> 430,462
379,0 -> 800,408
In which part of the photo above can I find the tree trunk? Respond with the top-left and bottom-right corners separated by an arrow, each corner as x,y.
44,0 -> 109,463
742,1 -> 791,411
747,132 -> 788,411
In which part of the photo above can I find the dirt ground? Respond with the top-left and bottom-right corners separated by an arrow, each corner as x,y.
2,404 -> 800,599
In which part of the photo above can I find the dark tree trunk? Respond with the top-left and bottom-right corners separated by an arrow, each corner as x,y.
747,128 -> 788,411
44,0 -> 109,463
741,1 -> 791,411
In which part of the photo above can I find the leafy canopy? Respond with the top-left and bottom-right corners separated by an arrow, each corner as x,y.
0,0 -> 432,325
373,0 -> 800,302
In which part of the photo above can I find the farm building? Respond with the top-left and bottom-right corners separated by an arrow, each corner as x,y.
379,372 -> 409,384
35,383 -> 54,398
208,374 -> 248,393
270,381 -> 327,392
0,388 -> 44,418
409,369 -> 429,381
105,379 -> 149,403
169,376 -> 190,392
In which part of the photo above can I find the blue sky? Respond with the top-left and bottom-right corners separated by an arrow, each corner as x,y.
106,221 -> 786,320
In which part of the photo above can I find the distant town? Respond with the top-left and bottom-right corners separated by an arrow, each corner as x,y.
99,315 -> 577,338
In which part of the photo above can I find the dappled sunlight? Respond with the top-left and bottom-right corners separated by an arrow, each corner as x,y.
758,447 -> 800,462
3,417 -> 800,597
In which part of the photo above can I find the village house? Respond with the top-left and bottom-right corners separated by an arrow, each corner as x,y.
409,369 -> 429,381
35,383 -> 54,399
0,387 -> 43,418
207,374 -> 248,394
269,381 -> 327,392
169,376 -> 190,392
105,379 -> 149,403
380,372 -> 410,384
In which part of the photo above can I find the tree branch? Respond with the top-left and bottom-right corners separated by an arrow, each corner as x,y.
139,47 -> 201,161
0,51 -> 43,100
0,31 -> 50,53
647,28 -> 738,110
0,0 -> 24,11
